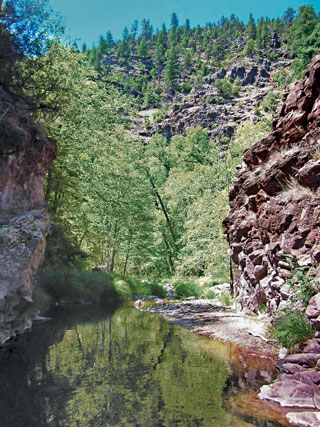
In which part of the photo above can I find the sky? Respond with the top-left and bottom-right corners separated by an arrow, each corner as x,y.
50,0 -> 320,47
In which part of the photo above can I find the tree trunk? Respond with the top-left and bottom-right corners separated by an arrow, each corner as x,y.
163,234 -> 174,275
123,241 -> 131,276
227,235 -> 234,294
148,174 -> 177,251
109,221 -> 120,273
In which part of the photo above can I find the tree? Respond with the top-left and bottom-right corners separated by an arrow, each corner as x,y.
164,47 -> 179,92
246,13 -> 256,40
170,12 -> 179,30
1,0 -> 63,56
185,18 -> 191,33
0,0 -> 63,109
141,18 -> 153,41
283,8 -> 296,25
137,39 -> 149,57
122,26 -> 129,41
105,31 -> 114,48
131,20 -> 138,39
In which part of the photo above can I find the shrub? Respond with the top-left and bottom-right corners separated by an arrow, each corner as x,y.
272,311 -> 315,350
150,282 -> 167,298
215,78 -> 240,98
153,108 -> 167,123
114,279 -> 132,298
203,288 -> 216,299
38,267 -> 119,303
173,281 -> 199,299
283,255 -> 317,307
219,291 -> 232,306
261,89 -> 278,113
180,82 -> 192,93
215,78 -> 233,98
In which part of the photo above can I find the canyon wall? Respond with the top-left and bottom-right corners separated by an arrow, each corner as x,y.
223,55 -> 320,314
0,101 -> 56,344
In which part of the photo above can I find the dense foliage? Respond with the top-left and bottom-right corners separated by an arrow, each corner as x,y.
2,1 -> 319,286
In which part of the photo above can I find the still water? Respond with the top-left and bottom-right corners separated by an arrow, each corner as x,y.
0,304 -> 290,427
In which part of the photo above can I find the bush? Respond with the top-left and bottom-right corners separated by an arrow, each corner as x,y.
283,255 -> 317,307
180,82 -> 192,93
215,78 -> 240,98
153,108 -> 167,123
38,267 -> 119,303
150,282 -> 167,298
272,311 -> 315,350
113,279 -> 132,298
203,288 -> 216,299
261,90 -> 278,113
173,280 -> 199,299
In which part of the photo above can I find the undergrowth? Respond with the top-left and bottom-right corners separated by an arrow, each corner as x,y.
172,280 -> 200,299
271,310 -> 315,350
283,254 -> 318,307
37,268 -> 167,305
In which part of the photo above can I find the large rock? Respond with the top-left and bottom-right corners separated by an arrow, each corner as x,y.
223,55 -> 320,314
306,294 -> 320,327
0,100 -> 56,345
287,411 -> 320,427
259,372 -> 320,409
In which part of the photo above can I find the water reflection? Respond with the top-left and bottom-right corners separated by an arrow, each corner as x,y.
0,305 -> 289,426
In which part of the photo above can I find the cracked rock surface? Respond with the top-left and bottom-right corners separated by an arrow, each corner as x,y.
0,100 -> 56,345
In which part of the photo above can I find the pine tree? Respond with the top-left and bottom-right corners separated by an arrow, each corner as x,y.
141,18 -> 153,41
246,13 -> 256,40
131,20 -> 138,39
138,39 -> 149,57
164,47 -> 179,92
122,26 -> 129,41
170,12 -> 179,30
105,31 -> 114,48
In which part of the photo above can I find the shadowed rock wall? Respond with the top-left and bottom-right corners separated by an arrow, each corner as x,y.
0,101 -> 56,344
223,55 -> 320,314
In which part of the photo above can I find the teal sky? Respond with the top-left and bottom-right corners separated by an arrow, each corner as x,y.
50,0 -> 320,47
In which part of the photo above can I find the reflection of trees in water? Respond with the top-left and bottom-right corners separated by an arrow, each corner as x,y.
1,305 -> 279,426
0,305 -> 118,427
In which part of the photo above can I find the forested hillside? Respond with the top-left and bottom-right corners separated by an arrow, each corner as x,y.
86,7 -> 320,106
2,1 -> 319,285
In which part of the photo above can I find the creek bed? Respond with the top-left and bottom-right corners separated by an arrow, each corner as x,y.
0,303 -> 291,426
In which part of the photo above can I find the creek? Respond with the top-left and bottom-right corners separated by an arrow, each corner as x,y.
0,303 -> 291,426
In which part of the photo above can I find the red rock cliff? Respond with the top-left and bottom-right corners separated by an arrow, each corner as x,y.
223,55 -> 320,313
0,101 -> 56,344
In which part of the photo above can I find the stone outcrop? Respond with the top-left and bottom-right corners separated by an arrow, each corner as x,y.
130,57 -> 292,144
258,335 -> 320,426
0,99 -> 56,345
223,55 -> 320,314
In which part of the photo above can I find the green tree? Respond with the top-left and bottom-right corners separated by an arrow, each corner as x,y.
246,13 -> 256,40
137,39 -> 149,57
164,47 -> 179,92
170,12 -> 179,30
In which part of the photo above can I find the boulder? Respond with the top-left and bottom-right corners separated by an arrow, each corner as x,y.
306,294 -> 320,327
287,412 -> 320,427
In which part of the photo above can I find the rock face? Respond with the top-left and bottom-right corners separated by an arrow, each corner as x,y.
223,55 -> 320,314
130,57 -> 292,144
0,102 -> 56,345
